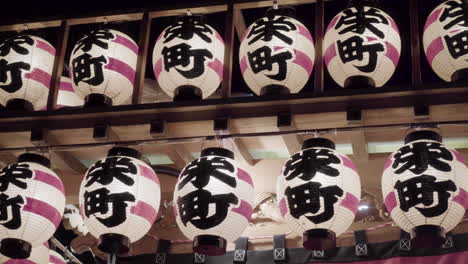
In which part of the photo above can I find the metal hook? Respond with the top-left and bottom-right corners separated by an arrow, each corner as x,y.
103,17 -> 109,25
186,9 -> 193,16
273,0 -> 279,9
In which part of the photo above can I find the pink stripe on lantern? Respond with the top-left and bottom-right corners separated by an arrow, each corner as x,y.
138,165 -> 160,184
341,155 -> 358,173
130,201 -> 158,224
173,204 -> 178,217
340,192 -> 359,215
389,17 -> 400,34
454,188 -> 468,209
426,36 -> 444,66
384,157 -> 393,170
274,46 -> 285,51
424,8 -> 443,32
241,29 -> 249,43
237,168 -> 254,187
452,149 -> 466,165
104,57 -> 136,84
79,204 -> 85,218
154,58 -> 163,79
36,39 -> 56,56
50,255 -> 66,264
5,260 -> 36,264
324,44 -> 337,67
232,200 -> 253,221
240,55 -> 248,74
59,81 -> 74,92
384,192 -> 398,213
215,32 -> 224,43
296,24 -> 314,43
43,242 -> 49,248
34,170 -> 65,194
293,49 -> 314,76
23,197 -> 62,228
326,16 -> 339,33
279,198 -> 288,217
367,36 -> 378,42
24,68 -> 52,88
207,58 -> 224,80
385,41 -> 400,67
112,35 -> 138,55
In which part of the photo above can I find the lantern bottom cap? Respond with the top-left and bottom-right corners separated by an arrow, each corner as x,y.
302,229 -> 336,251
344,76 -> 376,89
411,225 -> 446,249
18,152 -> 51,168
451,68 -> 468,82
260,84 -> 290,96
98,233 -> 130,255
201,147 -> 234,159
192,235 -> 227,256
0,238 -> 32,259
6,99 -> 34,112
84,93 -> 113,107
108,146 -> 142,159
174,85 -> 202,101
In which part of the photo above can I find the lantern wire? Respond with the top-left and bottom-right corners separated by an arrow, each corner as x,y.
107,253 -> 116,264
50,237 -> 84,264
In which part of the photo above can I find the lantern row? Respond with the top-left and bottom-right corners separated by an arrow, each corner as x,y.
0,0 -> 466,110
0,129 -> 467,262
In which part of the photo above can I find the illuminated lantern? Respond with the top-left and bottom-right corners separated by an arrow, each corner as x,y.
152,15 -> 224,100
56,77 -> 84,108
0,154 -> 64,259
323,3 -> 401,88
423,0 -> 468,81
0,242 -> 49,264
239,8 -> 315,95
49,249 -> 66,264
382,130 -> 468,248
173,148 -> 255,256
277,138 -> 361,250
70,29 -> 138,106
79,147 -> 160,258
0,35 -> 55,111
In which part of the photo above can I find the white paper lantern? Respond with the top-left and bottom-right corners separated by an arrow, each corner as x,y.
173,148 -> 255,256
48,249 -> 66,264
423,0 -> 468,81
70,29 -> 138,106
79,147 -> 160,255
0,154 -> 64,259
0,242 -> 49,264
239,10 -> 315,95
0,35 -> 55,111
40,77 -> 84,110
323,5 -> 401,88
382,130 -> 468,248
277,138 -> 361,250
152,15 -> 225,100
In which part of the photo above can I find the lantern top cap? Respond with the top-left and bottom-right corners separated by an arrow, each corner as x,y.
302,138 -> 336,150
108,147 -> 142,160
18,153 -> 51,168
175,14 -> 207,25
405,130 -> 442,144
348,0 -> 381,8
265,6 -> 296,18
201,147 -> 234,159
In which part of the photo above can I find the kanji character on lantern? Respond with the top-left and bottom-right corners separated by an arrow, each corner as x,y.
71,53 -> 107,86
439,0 -> 468,30
337,35 -> 384,73
0,59 -> 31,93
335,7 -> 389,38
0,163 -> 33,191
0,35 -> 34,56
73,29 -> 114,53
85,157 -> 137,187
164,19 -> 213,43
0,193 -> 24,229
247,46 -> 293,81
247,15 -> 297,45
162,43 -> 213,79
283,148 -> 341,181
178,156 -> 236,190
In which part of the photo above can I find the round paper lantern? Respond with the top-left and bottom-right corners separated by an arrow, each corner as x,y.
277,138 -> 361,250
152,15 -> 225,100
79,147 -> 160,256
0,35 -> 55,111
70,29 -> 138,107
239,8 -> 315,95
382,130 -> 468,248
423,0 -> 468,81
323,4 -> 401,88
0,242 -> 49,264
49,249 -> 66,264
56,77 -> 84,108
173,148 -> 255,256
0,154 -> 65,259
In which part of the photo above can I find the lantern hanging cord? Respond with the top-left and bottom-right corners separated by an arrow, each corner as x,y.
0,120 -> 467,154
50,237 -> 84,264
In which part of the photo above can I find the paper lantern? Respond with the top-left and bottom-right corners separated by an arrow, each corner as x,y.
423,0 -> 468,81
0,35 -> 55,111
70,29 -> 138,106
79,147 -> 160,256
173,148 -> 255,256
277,138 -> 361,250
323,4 -> 401,88
0,242 -> 49,264
40,77 -> 84,110
382,130 -> 468,248
49,249 -> 66,264
152,15 -> 224,100
239,8 -> 315,95
0,154 -> 64,259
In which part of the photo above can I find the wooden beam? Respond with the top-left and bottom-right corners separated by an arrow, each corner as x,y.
234,9 -> 247,41
227,120 -> 258,166
0,153 -> 17,167
222,0 -> 235,98
47,134 -> 88,173
314,0 -> 324,95
164,146 -> 192,169
150,5 -> 227,18
409,0 -> 422,86
68,13 -> 143,26
279,121 -> 303,156
47,20 -> 70,110
235,0 -> 318,10
351,130 -> 369,161
132,12 -> 152,105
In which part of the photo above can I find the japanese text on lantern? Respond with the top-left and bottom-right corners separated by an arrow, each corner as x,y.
438,1 -> 468,59
0,36 -> 34,93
